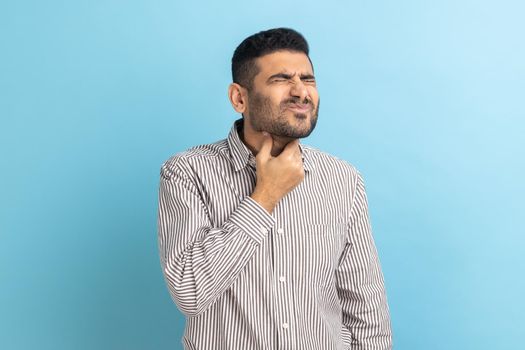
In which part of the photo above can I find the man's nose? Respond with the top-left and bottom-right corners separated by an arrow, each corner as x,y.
290,79 -> 309,102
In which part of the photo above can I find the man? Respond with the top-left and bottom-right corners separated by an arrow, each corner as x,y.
158,28 -> 392,349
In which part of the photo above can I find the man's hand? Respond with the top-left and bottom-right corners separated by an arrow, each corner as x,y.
250,132 -> 305,214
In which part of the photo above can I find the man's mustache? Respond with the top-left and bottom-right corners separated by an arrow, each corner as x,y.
281,98 -> 314,108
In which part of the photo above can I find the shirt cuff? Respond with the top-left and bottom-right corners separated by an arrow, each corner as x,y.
228,196 -> 276,245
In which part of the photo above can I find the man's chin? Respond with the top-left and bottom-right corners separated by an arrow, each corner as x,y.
282,128 -> 314,139
291,118 -> 317,138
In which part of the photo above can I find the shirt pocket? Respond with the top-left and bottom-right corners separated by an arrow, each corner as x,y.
292,222 -> 348,286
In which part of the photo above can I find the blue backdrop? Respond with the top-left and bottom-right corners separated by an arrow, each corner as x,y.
1,1 -> 524,349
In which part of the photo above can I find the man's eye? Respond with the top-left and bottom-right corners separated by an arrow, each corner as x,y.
273,79 -> 286,82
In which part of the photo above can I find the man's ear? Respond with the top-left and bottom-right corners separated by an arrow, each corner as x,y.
228,83 -> 248,114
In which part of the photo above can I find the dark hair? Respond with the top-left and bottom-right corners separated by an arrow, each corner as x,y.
231,27 -> 312,91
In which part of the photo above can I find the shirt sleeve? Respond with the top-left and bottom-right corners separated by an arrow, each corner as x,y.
335,170 -> 393,349
157,158 -> 275,317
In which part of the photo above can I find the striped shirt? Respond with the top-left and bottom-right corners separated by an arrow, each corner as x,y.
157,118 -> 392,349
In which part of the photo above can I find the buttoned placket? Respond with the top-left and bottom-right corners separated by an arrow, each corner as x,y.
271,198 -> 297,350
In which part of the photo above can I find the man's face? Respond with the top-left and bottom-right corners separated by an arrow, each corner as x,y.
244,50 -> 320,139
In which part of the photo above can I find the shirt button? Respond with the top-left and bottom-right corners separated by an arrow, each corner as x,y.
259,227 -> 267,234
282,323 -> 289,329
279,276 -> 286,282
277,228 -> 284,234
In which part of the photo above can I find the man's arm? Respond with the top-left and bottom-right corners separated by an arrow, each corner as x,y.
158,134 -> 304,318
157,158 -> 275,317
336,170 -> 392,349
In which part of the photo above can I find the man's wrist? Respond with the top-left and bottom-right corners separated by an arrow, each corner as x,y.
250,188 -> 278,214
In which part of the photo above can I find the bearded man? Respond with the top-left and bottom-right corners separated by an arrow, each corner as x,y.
158,27 -> 393,350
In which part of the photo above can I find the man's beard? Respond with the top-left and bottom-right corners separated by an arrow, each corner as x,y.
246,91 -> 320,138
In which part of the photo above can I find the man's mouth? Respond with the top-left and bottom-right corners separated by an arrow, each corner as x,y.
286,103 -> 311,113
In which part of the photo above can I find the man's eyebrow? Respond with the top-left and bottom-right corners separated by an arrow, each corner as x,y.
267,72 -> 316,82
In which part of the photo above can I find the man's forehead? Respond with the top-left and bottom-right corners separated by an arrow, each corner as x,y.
256,51 -> 313,75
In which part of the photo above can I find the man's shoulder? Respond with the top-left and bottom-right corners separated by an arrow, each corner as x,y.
302,143 -> 359,177
159,138 -> 228,180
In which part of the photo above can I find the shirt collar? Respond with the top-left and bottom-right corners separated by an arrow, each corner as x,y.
226,118 -> 314,173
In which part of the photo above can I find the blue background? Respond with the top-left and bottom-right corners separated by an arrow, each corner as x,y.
1,1 -> 524,349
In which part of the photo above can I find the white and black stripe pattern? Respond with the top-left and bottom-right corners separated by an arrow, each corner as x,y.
157,118 -> 392,349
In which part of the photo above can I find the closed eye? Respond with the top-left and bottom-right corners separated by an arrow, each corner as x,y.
267,73 -> 316,84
